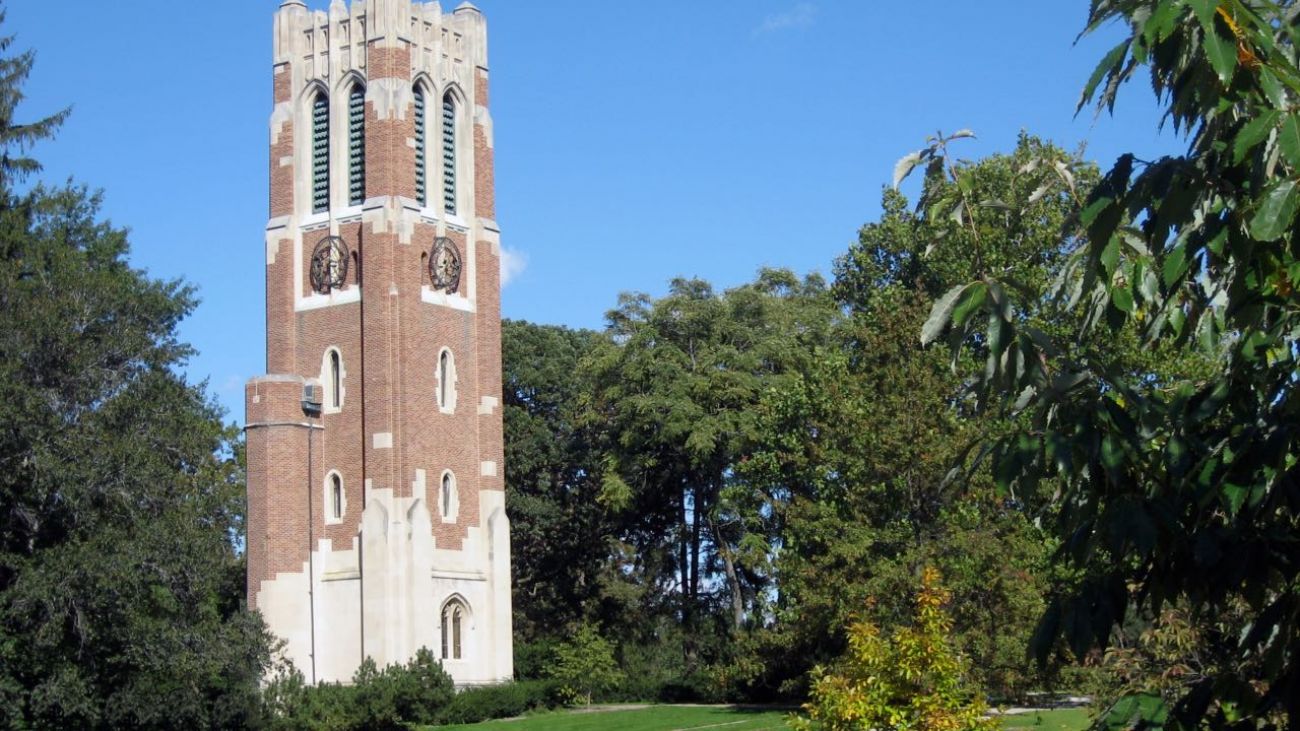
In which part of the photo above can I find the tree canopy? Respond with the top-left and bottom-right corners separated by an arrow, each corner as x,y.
913,0 -> 1300,726
0,12 -> 272,728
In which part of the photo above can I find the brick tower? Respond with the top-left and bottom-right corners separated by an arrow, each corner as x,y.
245,0 -> 512,685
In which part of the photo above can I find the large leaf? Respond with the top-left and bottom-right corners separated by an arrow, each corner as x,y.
1280,113 -> 1300,170
920,283 -> 969,346
1142,1 -> 1183,44
1111,285 -> 1135,313
1162,244 -> 1190,287
1187,0 -> 1217,28
1249,179 -> 1300,241
1100,235 -> 1121,274
1259,68 -> 1287,109
1232,109 -> 1279,163
951,281 -> 989,328
1079,39 -> 1131,112
892,151 -> 924,190
1200,15 -> 1238,85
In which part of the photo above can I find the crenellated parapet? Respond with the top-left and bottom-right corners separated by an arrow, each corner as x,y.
270,0 -> 490,222
273,0 -> 485,94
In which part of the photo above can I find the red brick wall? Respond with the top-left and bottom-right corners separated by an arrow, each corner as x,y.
401,223 -> 483,550
474,236 -> 503,496
295,294 -> 364,547
246,378 -> 315,607
366,45 -> 418,202
252,18 -> 505,606
266,236 -> 297,374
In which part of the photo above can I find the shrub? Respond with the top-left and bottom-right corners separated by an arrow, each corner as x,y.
435,680 -> 563,725
602,631 -> 691,703
547,624 -> 625,705
791,567 -> 998,731
513,638 -> 559,681
352,649 -> 455,729
262,649 -> 453,731
261,666 -> 359,731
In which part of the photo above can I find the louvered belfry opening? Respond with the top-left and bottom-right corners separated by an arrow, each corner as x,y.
441,93 -> 456,215
311,93 -> 329,213
414,86 -> 427,207
348,86 -> 365,206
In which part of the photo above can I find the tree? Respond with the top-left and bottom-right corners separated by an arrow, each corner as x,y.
915,1 -> 1300,726
588,270 -> 835,652
0,15 -> 272,728
502,320 -> 622,642
0,3 -> 66,183
741,138 -> 1100,700
548,624 -> 624,705
791,567 -> 999,731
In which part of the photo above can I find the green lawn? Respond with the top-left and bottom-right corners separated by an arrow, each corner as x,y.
426,704 -> 1089,731
999,708 -> 1093,731
431,705 -> 794,731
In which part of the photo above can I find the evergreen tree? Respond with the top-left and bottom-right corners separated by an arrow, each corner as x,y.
0,3 -> 65,184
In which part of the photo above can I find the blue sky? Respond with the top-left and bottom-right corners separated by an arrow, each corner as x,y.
10,1 -> 1182,423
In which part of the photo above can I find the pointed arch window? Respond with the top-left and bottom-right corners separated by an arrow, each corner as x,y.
324,471 -> 345,524
322,348 -> 345,412
436,348 -> 457,413
348,85 -> 366,206
311,92 -> 330,213
439,350 -> 450,408
440,470 -> 458,522
441,92 -> 457,215
330,474 -> 343,520
329,350 -> 342,409
441,599 -> 467,660
414,86 -> 427,207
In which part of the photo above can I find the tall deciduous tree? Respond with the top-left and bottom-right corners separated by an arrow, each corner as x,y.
0,15 -> 271,729
916,1 -> 1300,725
503,319 -> 627,641
589,270 -> 834,650
741,137 -> 1096,701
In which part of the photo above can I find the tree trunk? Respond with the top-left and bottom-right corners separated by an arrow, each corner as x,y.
679,487 -> 693,664
689,488 -> 701,605
709,514 -> 744,631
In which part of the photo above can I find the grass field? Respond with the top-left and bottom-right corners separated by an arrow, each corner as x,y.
999,707 -> 1093,731
429,704 -> 1091,731
432,705 -> 794,730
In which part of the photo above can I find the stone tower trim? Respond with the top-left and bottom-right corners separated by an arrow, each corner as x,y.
246,0 -> 512,685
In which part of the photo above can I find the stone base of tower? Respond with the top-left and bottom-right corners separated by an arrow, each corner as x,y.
252,493 -> 514,686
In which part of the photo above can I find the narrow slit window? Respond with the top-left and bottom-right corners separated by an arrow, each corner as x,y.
330,474 -> 343,520
442,472 -> 453,518
311,93 -> 330,213
441,93 -> 456,215
452,605 -> 462,659
414,87 -> 426,207
348,86 -> 365,206
329,350 -> 341,409
438,350 -> 450,408
440,610 -> 449,659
